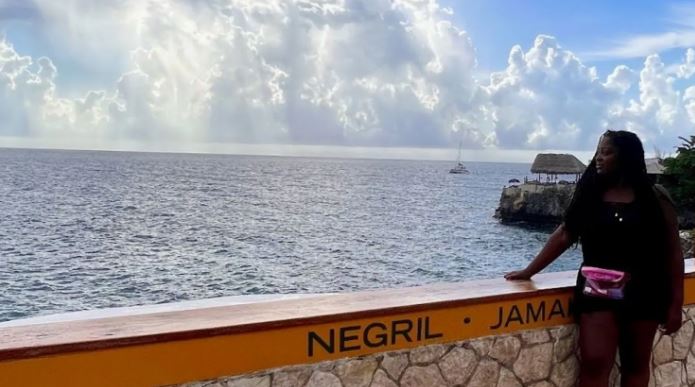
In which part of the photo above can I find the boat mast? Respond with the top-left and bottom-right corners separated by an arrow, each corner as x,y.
457,141 -> 462,164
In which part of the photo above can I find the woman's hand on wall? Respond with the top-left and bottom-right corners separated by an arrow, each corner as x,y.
661,306 -> 683,335
504,269 -> 532,280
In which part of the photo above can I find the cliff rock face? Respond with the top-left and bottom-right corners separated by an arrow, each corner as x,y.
679,210 -> 695,229
682,230 -> 694,258
494,184 -> 575,223
495,184 -> 694,258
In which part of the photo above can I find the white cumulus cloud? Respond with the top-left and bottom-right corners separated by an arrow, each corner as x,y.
480,35 -> 694,152
483,36 -> 624,150
0,0 -> 693,156
0,0 -> 485,149
678,48 -> 695,79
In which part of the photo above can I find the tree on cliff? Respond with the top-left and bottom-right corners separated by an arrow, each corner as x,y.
663,135 -> 695,210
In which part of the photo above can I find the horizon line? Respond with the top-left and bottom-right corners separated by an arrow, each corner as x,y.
0,142 -> 602,164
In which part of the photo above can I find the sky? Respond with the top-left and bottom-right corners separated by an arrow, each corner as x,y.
0,0 -> 694,162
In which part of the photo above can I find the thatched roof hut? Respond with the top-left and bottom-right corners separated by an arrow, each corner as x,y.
531,153 -> 586,175
645,158 -> 665,175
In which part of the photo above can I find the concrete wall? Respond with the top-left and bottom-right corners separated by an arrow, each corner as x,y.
5,265 -> 695,387
178,308 -> 695,387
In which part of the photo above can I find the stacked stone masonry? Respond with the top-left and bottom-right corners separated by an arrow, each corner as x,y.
177,306 -> 695,387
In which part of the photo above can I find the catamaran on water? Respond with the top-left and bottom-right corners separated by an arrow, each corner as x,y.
449,142 -> 469,174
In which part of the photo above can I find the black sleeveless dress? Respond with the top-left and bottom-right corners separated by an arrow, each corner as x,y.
573,200 -> 670,322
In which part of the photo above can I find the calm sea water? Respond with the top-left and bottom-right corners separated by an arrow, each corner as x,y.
0,148 -> 582,322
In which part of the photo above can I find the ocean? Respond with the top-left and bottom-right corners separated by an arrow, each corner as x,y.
0,148 -> 582,322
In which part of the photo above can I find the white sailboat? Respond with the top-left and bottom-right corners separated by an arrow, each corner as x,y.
449,142 -> 469,174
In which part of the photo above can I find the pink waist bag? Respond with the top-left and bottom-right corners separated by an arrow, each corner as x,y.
581,266 -> 630,300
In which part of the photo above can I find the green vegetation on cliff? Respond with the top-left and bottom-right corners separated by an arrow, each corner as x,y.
663,135 -> 695,211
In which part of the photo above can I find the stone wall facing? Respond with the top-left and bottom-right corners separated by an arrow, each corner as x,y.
177,307 -> 695,387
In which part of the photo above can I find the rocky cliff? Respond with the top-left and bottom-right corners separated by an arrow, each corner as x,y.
682,230 -> 694,258
494,183 -> 694,257
679,210 -> 695,229
494,183 -> 575,223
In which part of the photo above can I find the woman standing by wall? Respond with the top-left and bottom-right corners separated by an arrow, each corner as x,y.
505,130 -> 684,387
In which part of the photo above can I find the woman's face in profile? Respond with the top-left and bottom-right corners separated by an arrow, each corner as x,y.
595,136 -> 618,175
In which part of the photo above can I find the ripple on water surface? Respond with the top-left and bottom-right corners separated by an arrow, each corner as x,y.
0,149 -> 582,322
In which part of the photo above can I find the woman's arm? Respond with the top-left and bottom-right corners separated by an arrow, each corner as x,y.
660,196 -> 684,334
505,223 -> 574,280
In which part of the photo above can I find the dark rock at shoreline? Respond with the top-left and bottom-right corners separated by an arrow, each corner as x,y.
494,183 -> 575,224
679,210 -> 695,229
682,230 -> 694,258
496,183 -> 694,229
495,183 -> 695,258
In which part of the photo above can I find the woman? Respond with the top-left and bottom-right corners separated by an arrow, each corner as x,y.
505,130 -> 683,387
